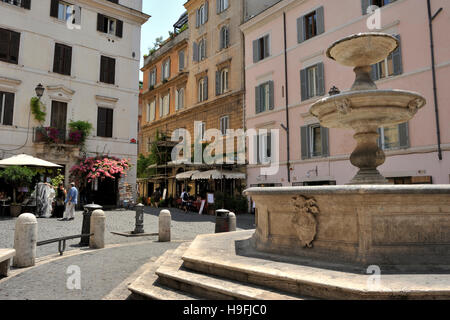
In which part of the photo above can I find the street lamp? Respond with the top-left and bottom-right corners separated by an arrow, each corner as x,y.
35,83 -> 45,99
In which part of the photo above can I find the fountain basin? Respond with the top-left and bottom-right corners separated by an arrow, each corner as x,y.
244,185 -> 450,271
310,89 -> 426,129
327,33 -> 399,67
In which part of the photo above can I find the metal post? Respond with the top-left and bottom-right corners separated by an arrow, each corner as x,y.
80,204 -> 102,246
133,204 -> 145,234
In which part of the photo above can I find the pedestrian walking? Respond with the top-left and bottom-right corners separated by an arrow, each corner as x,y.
61,182 -> 78,221
152,188 -> 161,208
53,183 -> 66,218
180,189 -> 190,213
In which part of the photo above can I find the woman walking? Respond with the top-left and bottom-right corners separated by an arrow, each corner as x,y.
53,183 -> 66,218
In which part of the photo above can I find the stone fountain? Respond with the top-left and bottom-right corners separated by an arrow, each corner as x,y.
128,33 -> 450,300
311,33 -> 425,184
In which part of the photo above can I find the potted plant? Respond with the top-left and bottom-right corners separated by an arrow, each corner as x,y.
0,166 -> 35,217
68,120 -> 93,147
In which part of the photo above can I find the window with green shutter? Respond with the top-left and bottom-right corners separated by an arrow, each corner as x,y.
297,6 -> 325,44
53,43 -> 72,76
97,107 -> 113,138
300,63 -> 325,101
371,34 -> 402,81
377,122 -> 409,150
253,35 -> 270,63
301,124 -> 329,159
255,81 -> 274,114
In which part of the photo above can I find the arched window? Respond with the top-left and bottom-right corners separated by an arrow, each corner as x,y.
221,68 -> 229,93
220,26 -> 229,50
198,77 -> 208,102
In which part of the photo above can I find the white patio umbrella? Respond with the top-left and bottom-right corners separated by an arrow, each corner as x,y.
0,154 -> 62,168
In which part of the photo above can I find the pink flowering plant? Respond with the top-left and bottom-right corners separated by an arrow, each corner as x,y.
70,156 -> 131,184
45,127 -> 62,144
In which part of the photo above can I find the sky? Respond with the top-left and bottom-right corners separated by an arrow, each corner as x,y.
140,0 -> 188,81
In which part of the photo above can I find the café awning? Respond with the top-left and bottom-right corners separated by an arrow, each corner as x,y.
191,170 -> 246,180
176,170 -> 200,180
0,154 -> 62,168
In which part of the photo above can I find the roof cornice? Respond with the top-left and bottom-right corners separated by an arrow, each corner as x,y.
78,0 -> 150,25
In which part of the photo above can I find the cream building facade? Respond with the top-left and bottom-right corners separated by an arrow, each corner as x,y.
0,0 -> 149,204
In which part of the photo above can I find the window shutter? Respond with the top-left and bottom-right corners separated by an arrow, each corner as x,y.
109,58 -> 116,84
255,86 -> 261,114
297,16 -> 305,43
22,0 -> 31,10
316,7 -> 325,35
220,28 -> 224,50
361,0 -> 370,15
202,39 -> 207,59
116,20 -> 123,38
97,14 -> 105,32
196,9 -> 200,28
193,42 -> 198,62
64,45 -> 72,76
321,127 -> 329,157
106,108 -> 113,138
97,108 -> 106,137
217,0 -> 221,14
301,126 -> 310,160
175,90 -> 179,110
300,68 -> 308,101
50,0 -> 59,18
3,92 -> 14,126
398,122 -> 409,148
205,1 -> 209,22
392,34 -> 403,75
252,39 -> 259,63
216,71 -> 221,95
167,58 -> 171,78
264,35 -> 270,58
316,62 -> 325,96
159,97 -> 163,117
9,31 -> 20,64
73,6 -> 82,25
203,76 -> 208,100
268,81 -> 274,110
179,51 -> 184,70
53,44 -> 62,74
371,64 -> 379,81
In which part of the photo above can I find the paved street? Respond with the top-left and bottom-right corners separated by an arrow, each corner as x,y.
0,207 -> 255,300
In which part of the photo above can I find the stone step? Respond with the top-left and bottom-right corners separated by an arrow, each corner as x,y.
181,231 -> 450,300
155,243 -> 310,300
128,245 -> 199,300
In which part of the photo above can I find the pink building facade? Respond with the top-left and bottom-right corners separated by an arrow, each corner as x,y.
241,0 -> 450,187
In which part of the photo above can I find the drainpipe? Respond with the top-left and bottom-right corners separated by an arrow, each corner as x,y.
427,0 -> 443,160
281,12 -> 292,183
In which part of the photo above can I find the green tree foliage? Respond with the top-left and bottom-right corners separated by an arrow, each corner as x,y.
0,166 -> 36,203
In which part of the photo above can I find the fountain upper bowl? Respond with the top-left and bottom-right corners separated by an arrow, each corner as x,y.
327,33 -> 399,67
310,89 -> 426,129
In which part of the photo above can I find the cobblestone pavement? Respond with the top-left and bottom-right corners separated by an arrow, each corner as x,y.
0,207 -> 255,258
0,207 -> 255,300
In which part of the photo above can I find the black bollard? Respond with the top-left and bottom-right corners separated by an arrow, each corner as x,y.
80,204 -> 103,246
132,203 -> 145,234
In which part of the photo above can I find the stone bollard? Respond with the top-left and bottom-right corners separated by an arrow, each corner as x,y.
90,210 -> 106,249
133,204 -> 145,234
13,213 -> 37,268
159,210 -> 171,242
228,212 -> 237,232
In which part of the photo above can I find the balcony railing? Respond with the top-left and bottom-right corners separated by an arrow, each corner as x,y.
33,127 -> 83,146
